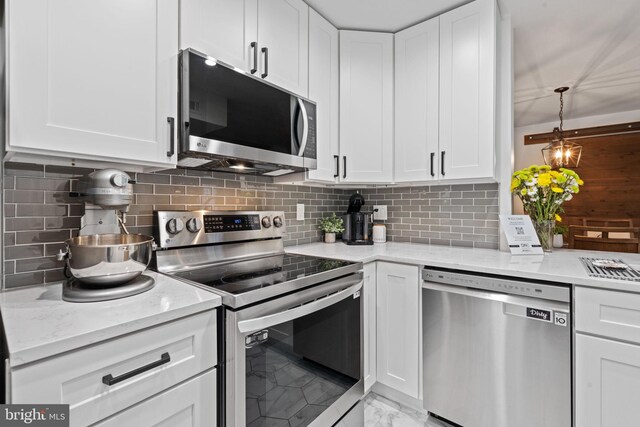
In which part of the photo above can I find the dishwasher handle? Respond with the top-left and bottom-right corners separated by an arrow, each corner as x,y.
422,280 -> 569,314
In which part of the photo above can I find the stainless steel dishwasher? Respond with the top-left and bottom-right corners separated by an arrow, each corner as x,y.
422,267 -> 571,427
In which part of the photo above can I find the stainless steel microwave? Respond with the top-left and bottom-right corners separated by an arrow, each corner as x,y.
178,49 -> 317,175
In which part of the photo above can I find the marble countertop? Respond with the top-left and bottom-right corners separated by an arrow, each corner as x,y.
285,242 -> 640,293
0,271 -> 221,367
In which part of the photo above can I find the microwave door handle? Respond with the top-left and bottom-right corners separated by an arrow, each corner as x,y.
297,98 -> 309,156
237,281 -> 363,334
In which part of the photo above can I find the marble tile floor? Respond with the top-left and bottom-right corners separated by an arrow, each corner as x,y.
339,393 -> 451,427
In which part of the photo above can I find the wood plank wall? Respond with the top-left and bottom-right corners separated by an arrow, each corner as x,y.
561,132 -> 640,226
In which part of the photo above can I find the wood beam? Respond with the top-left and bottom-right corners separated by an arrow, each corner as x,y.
524,121 -> 640,145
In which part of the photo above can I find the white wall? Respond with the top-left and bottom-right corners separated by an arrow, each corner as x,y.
514,108 -> 640,171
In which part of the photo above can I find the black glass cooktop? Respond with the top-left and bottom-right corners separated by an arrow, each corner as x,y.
173,254 -> 356,299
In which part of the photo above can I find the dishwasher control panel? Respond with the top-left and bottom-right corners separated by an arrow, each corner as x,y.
422,268 -> 570,303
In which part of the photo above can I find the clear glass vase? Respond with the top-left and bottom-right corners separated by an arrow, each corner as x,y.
533,220 -> 555,253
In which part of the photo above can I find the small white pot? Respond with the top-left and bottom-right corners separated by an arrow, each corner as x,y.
552,234 -> 564,248
324,232 -> 336,243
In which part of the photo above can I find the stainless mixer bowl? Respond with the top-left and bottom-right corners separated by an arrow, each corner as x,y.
63,234 -> 154,285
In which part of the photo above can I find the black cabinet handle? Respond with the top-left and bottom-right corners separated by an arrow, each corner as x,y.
441,151 -> 446,176
102,352 -> 171,386
261,47 -> 269,78
430,152 -> 435,177
250,42 -> 258,74
334,155 -> 339,178
343,156 -> 347,179
167,117 -> 175,157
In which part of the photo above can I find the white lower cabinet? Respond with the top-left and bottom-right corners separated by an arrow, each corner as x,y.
95,369 -> 216,427
576,334 -> 640,427
376,262 -> 420,398
575,286 -> 640,426
10,310 -> 217,427
363,262 -> 377,392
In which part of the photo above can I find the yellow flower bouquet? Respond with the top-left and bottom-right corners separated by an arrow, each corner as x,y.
511,165 -> 584,251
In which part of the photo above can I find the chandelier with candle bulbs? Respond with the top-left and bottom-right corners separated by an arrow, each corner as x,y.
541,87 -> 582,168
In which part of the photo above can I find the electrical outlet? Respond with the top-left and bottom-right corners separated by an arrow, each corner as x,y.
296,203 -> 305,220
373,205 -> 387,221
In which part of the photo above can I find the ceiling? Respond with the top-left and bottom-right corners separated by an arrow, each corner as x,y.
304,0 -> 640,127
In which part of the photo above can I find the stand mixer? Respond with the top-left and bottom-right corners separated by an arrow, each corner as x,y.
58,169 -> 156,302
75,169 -> 133,235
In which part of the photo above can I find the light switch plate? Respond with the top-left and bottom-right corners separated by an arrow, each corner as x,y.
296,203 -> 305,220
373,205 -> 387,221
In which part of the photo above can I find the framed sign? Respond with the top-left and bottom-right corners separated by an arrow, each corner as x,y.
499,215 -> 544,255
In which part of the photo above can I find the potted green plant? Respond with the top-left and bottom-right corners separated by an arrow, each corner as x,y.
318,213 -> 344,243
553,223 -> 568,248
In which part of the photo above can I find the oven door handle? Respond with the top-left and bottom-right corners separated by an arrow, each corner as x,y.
237,280 -> 363,334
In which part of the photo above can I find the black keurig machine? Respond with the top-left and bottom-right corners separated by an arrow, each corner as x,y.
342,192 -> 374,245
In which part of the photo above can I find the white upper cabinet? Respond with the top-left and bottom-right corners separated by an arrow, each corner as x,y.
339,31 -> 394,183
394,18 -> 440,182
180,0 -> 257,71
307,9 -> 340,182
7,0 -> 178,171
181,0 -> 308,97
257,0 -> 309,96
438,0 -> 496,180
395,0 -> 496,183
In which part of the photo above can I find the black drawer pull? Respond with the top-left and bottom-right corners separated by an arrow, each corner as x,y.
261,47 -> 269,78
250,42 -> 258,74
441,151 -> 446,176
430,152 -> 435,177
102,352 -> 171,386
167,117 -> 175,157
334,155 -> 339,178
343,156 -> 347,179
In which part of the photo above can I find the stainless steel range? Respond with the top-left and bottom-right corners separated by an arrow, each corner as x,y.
153,210 -> 364,427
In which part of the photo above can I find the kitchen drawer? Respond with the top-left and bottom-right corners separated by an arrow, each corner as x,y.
576,286 -> 640,344
95,369 -> 216,427
11,310 -> 216,427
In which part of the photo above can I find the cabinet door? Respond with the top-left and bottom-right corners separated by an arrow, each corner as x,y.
363,263 -> 377,392
180,0 -> 258,72
394,18 -> 440,183
307,9 -> 340,182
7,0 -> 178,169
376,262 -> 420,398
257,0 -> 308,96
439,0 -> 495,180
576,334 -> 640,427
339,31 -> 394,183
94,370 -> 216,427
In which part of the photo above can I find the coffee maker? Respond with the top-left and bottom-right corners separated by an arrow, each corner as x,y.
342,192 -> 374,245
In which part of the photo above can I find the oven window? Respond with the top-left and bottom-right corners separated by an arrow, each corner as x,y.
245,294 -> 360,426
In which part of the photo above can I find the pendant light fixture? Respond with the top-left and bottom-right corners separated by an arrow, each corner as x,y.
541,87 -> 582,168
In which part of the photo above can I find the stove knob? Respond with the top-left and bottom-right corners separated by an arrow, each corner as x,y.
261,216 -> 272,228
186,217 -> 203,233
273,216 -> 283,228
166,218 -> 184,235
